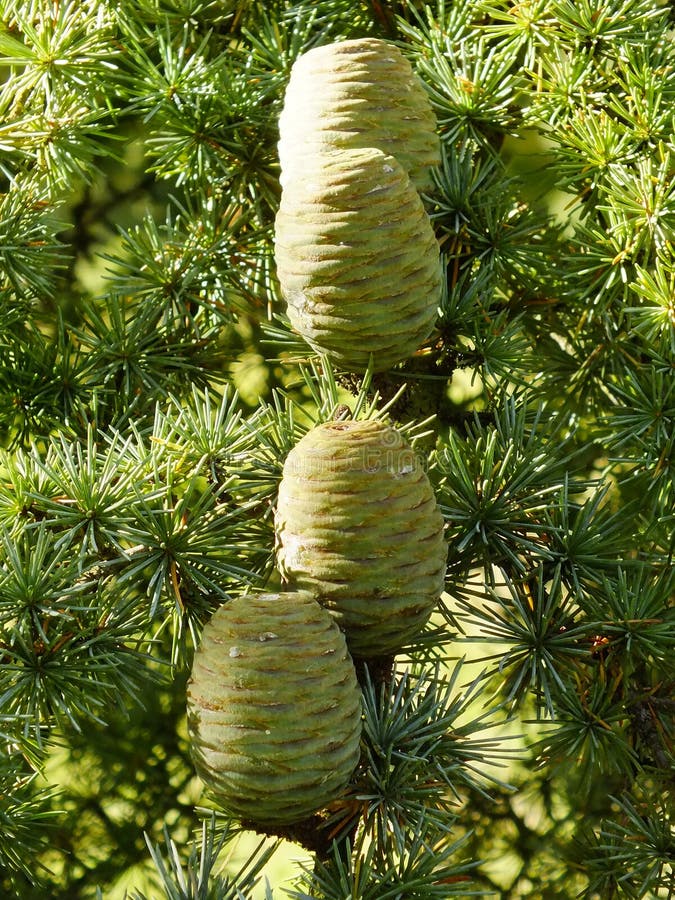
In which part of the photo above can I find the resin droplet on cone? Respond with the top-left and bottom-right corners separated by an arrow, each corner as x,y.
274,147 -> 441,373
187,591 -> 362,826
275,420 -> 447,657
278,37 -> 440,193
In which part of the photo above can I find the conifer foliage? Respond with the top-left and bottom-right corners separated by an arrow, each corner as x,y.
0,1 -> 673,897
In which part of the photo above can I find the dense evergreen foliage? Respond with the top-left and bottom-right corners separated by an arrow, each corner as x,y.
0,1 -> 673,897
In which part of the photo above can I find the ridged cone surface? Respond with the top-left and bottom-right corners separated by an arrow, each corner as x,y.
278,38 -> 440,192
275,420 -> 447,657
274,147 -> 441,373
187,591 -> 362,826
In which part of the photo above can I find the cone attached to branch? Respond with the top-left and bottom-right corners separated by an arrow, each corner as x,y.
278,38 -> 440,193
187,591 -> 362,827
274,147 -> 441,373
275,420 -> 447,657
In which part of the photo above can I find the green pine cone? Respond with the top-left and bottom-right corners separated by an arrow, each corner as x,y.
187,591 -> 362,827
278,38 -> 440,193
274,147 -> 441,373
275,420 -> 447,657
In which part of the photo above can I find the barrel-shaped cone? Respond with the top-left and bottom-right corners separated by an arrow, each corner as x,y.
275,420 -> 447,657
187,591 -> 362,826
275,147 -> 441,373
278,38 -> 440,193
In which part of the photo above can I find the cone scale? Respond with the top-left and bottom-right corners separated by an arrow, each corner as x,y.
187,591 -> 362,827
274,147 -> 441,373
275,420 -> 447,657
